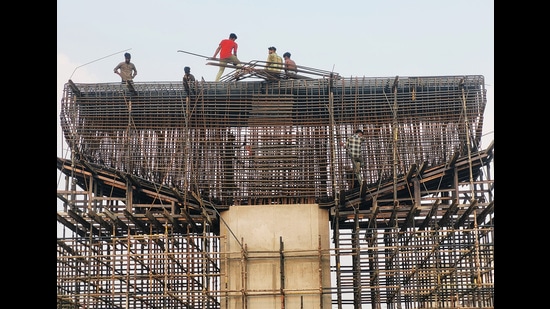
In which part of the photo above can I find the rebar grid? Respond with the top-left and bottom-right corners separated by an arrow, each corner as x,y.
58,74 -> 493,309
57,223 -> 494,308
60,75 -> 486,206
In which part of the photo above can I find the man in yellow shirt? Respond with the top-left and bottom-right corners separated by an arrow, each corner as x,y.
266,46 -> 283,72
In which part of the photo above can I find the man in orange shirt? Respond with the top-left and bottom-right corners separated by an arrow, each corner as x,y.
212,33 -> 241,81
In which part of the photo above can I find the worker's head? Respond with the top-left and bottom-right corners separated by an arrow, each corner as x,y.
283,52 -> 291,59
229,33 -> 237,40
355,129 -> 363,135
124,53 -> 131,63
268,46 -> 276,54
184,66 -> 191,73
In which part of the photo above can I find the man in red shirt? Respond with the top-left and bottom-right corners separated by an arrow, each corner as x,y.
212,33 -> 241,81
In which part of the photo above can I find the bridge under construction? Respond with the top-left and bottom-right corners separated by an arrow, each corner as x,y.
57,72 -> 494,309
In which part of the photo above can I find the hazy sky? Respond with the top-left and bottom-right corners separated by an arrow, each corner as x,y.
57,0 -> 494,158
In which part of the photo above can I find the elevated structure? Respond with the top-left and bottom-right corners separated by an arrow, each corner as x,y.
57,74 -> 494,308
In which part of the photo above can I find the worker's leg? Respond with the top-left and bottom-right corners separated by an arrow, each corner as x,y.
215,59 -> 228,82
352,160 -> 363,183
228,55 -> 241,67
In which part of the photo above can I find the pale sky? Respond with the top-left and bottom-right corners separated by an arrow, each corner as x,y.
57,0 -> 494,168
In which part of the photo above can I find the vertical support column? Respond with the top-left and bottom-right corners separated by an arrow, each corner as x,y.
240,241 -> 248,309
125,180 -> 133,213
125,98 -> 133,175
318,235 -> 324,309
327,76 -> 339,201
352,204 -> 362,309
391,76 -> 399,205
279,237 -> 286,309
459,78 -> 475,197
413,177 -> 421,205
87,174 -> 94,213
333,208 -> 343,309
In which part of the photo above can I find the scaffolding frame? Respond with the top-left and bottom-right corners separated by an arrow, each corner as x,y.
58,74 -> 494,308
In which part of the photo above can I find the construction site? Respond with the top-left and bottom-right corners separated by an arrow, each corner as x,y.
57,64 -> 494,309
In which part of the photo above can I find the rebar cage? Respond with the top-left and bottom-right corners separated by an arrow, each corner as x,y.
60,75 -> 486,206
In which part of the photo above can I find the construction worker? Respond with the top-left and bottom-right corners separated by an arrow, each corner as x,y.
266,46 -> 283,72
114,52 -> 137,84
183,66 -> 195,95
283,52 -> 297,75
343,129 -> 365,183
212,33 -> 241,81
